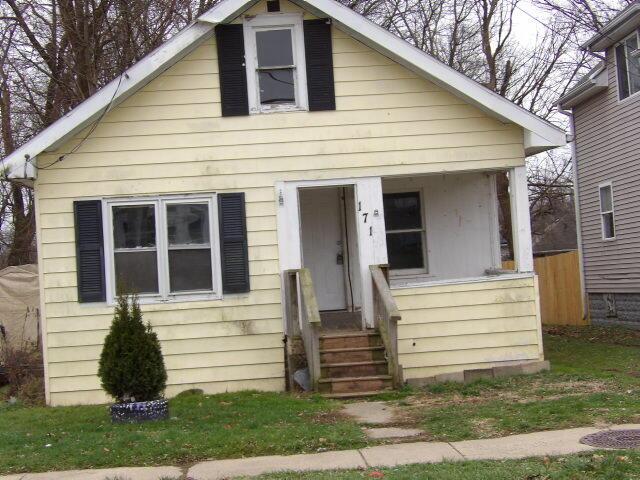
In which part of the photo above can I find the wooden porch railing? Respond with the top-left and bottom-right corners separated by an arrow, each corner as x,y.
284,268 -> 322,391
370,265 -> 403,388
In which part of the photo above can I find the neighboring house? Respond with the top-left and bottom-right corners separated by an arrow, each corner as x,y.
3,0 -> 565,406
558,2 -> 640,329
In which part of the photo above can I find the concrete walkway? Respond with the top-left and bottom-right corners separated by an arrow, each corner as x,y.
2,424 -> 638,480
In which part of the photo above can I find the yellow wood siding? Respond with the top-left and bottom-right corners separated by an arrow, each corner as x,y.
393,276 -> 543,380
34,0 -> 526,405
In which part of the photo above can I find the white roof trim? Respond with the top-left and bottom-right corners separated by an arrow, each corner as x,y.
201,0 -> 566,155
2,22 -> 214,179
3,0 -> 565,179
582,2 -> 640,52
557,64 -> 608,109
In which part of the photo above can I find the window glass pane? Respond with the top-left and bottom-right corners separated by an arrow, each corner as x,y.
259,69 -> 295,105
169,249 -> 213,292
256,29 -> 293,67
603,212 -> 615,239
383,192 -> 422,231
113,205 -> 156,249
386,232 -> 424,270
600,185 -> 612,212
114,251 -> 159,293
626,35 -> 640,95
167,203 -> 209,245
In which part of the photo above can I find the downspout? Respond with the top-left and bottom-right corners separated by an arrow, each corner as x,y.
557,106 -> 588,322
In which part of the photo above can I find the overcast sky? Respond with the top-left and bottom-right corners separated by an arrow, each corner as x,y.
512,1 -> 550,43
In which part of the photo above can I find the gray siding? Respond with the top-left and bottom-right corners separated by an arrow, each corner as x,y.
573,45 -> 640,294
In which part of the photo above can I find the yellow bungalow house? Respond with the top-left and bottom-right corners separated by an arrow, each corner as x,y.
3,0 -> 566,406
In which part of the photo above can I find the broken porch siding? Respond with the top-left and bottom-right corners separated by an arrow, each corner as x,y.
35,0 -> 529,406
393,276 -> 543,381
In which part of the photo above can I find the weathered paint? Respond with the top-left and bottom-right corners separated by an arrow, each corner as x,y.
34,0 -> 529,405
393,275 -> 543,380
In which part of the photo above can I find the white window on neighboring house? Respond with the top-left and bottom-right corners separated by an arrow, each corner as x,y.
106,194 -> 221,301
599,183 -> 616,240
243,13 -> 308,113
383,191 -> 428,274
616,30 -> 640,100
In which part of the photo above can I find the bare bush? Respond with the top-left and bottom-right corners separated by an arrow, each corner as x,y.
0,339 -> 45,405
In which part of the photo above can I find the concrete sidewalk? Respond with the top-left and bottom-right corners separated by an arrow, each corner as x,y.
2,424 -> 638,480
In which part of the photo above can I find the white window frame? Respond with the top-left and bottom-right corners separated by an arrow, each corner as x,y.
103,193 -> 222,304
243,13 -> 308,114
382,188 -> 429,277
616,31 -> 640,101
598,181 -> 616,241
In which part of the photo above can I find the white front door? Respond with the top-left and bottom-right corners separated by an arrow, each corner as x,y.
300,187 -> 347,311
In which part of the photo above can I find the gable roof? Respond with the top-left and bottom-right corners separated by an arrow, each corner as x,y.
2,0 -> 566,180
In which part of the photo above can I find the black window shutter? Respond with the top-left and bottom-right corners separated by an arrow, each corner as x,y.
74,200 -> 106,303
218,193 -> 250,294
304,19 -> 336,111
216,24 -> 249,116
616,44 -> 630,99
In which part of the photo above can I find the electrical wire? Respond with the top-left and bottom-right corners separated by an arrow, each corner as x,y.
30,71 -> 127,170
515,5 -> 640,91
342,187 -> 355,312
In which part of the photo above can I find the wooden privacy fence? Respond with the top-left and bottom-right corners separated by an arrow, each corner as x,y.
503,250 -> 588,326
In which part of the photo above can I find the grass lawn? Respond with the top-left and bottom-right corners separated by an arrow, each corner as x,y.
249,450 -> 640,479
0,390 -> 365,475
390,326 -> 640,442
0,326 -> 638,475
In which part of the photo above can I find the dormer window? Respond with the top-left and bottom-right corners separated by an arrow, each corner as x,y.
244,14 -> 308,113
616,31 -> 640,100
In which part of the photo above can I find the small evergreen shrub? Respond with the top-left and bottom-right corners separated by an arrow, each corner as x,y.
98,295 -> 167,403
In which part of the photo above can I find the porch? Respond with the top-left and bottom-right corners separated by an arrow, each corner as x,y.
277,167 -> 545,395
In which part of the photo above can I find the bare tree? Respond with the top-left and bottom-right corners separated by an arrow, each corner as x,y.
0,0 -> 218,267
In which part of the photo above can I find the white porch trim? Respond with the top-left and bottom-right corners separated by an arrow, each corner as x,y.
390,272 -> 534,290
510,166 -> 534,273
275,176 -> 388,330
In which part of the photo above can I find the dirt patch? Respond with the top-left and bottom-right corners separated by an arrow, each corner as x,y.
545,326 -> 640,347
310,409 -> 350,425
470,418 -> 500,438
385,378 -> 614,428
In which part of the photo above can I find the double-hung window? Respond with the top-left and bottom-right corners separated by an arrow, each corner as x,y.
244,14 -> 308,113
616,31 -> 640,100
107,195 -> 220,301
383,191 -> 428,273
599,183 -> 616,240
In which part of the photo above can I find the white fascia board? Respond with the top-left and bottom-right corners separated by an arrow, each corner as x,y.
199,0 -> 261,23
557,66 -> 608,109
2,22 -> 214,180
582,3 -> 640,52
200,0 -> 566,154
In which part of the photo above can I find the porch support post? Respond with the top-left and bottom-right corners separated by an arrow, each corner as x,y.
354,177 -> 388,328
276,181 -> 303,335
509,166 -> 534,272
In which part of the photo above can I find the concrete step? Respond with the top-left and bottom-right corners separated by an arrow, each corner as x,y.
319,331 -> 383,350
320,345 -> 386,364
318,375 -> 393,394
324,390 -> 392,399
321,360 -> 389,378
